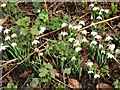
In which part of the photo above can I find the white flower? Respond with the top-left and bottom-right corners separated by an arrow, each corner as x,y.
115,49 -> 120,54
35,48 -> 39,52
71,56 -> 76,61
104,9 -> 109,13
68,24 -> 73,29
79,21 -> 85,26
91,31 -> 98,36
75,47 -> 82,52
4,29 -> 10,34
11,42 -> 17,47
36,37 -> 39,39
37,9 -> 40,13
61,23 -> 68,28
68,38 -> 75,43
86,62 -> 93,67
93,7 -> 100,11
5,36 -> 10,41
94,35 -> 102,40
105,36 -> 113,41
107,53 -> 114,59
90,40 -> 97,45
100,9 -> 104,12
39,27 -> 46,34
96,16 -> 102,20
99,11 -> 102,15
99,44 -> 103,49
108,44 -> 115,51
0,45 -> 9,51
60,32 -> 68,36
81,30 -> 88,35
32,40 -> 39,45
73,40 -> 80,47
91,15 -> 93,20
89,3 -> 94,7
1,3 -> 6,7
101,50 -> 105,54
88,71 -> 94,74
11,33 -> 17,38
91,22 -> 95,26
72,25 -> 82,30
94,74 -> 100,79
82,37 -> 88,43
39,52 -> 43,56
0,26 -> 3,32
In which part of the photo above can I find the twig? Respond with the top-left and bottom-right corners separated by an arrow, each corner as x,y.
77,15 -> 120,32
106,22 -> 116,33
61,62 -> 66,88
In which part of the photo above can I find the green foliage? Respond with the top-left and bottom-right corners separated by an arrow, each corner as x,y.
30,78 -> 39,87
111,3 -> 118,14
113,80 -> 120,89
7,83 -> 18,89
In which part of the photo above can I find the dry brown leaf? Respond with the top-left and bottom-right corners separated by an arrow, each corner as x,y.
0,18 -> 7,25
68,78 -> 80,88
19,70 -> 31,78
96,83 -> 114,90
53,69 -> 60,77
118,22 -> 120,27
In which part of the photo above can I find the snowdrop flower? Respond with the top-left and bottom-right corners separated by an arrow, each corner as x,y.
71,56 -> 76,61
105,36 -> 113,41
11,33 -> 17,38
91,22 -> 95,26
1,3 -> 6,7
79,21 -> 85,26
88,71 -> 94,74
90,40 -> 97,45
4,29 -> 10,34
73,40 -> 80,47
94,35 -> 102,40
86,62 -> 93,67
107,53 -> 114,59
36,37 -> 39,39
108,44 -> 115,51
37,9 -> 40,13
35,48 -> 39,52
82,37 -> 88,43
11,42 -> 17,48
101,50 -> 105,54
115,49 -> 120,54
72,25 -> 82,30
5,36 -> 10,41
39,26 -> 46,34
0,26 -> 3,32
91,15 -> 93,20
32,40 -> 39,45
0,45 -> 9,51
104,9 -> 109,13
89,3 -> 94,7
93,7 -> 100,11
61,23 -> 68,28
60,32 -> 68,36
96,16 -> 102,20
81,30 -> 88,35
99,11 -> 102,15
99,44 -> 103,49
75,47 -> 82,52
39,52 -> 43,56
100,9 -> 104,12
94,74 -> 100,79
68,24 -> 73,29
91,31 -> 98,36
68,38 -> 75,43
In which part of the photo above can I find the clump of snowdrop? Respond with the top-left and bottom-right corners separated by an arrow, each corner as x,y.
71,56 -> 76,61
81,30 -> 88,35
99,44 -> 103,49
11,33 -> 17,38
90,40 -> 97,45
86,61 -> 93,67
107,53 -> 114,59
5,36 -> 10,41
11,42 -> 17,48
108,44 -> 115,52
4,29 -> 10,34
93,7 -> 100,11
60,32 -> 68,36
75,47 -> 82,52
105,36 -> 113,41
73,40 -> 80,47
0,45 -> 9,51
39,26 -> 46,34
68,38 -> 75,43
68,24 -> 73,29
32,40 -> 40,45
91,31 -> 98,36
61,23 -> 68,28
96,16 -> 102,20
94,35 -> 102,40
79,21 -> 85,26
72,25 -> 82,30
1,3 -> 6,7
82,37 -> 88,43
94,74 -> 100,79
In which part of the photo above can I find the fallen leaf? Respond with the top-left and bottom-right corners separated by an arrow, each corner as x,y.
96,83 -> 114,90
53,69 -> 60,77
19,70 -> 31,78
0,18 -> 7,25
68,78 -> 80,88
118,22 -> 120,27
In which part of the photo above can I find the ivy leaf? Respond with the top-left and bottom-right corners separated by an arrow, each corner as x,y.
30,78 -> 39,88
64,68 -> 71,74
30,26 -> 39,35
39,68 -> 48,77
20,27 -> 28,36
